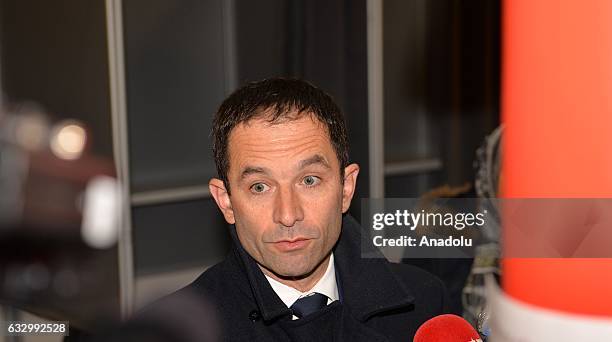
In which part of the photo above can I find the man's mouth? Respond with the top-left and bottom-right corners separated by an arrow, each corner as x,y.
272,238 -> 311,252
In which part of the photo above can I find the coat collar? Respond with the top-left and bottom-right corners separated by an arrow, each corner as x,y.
227,214 -> 415,323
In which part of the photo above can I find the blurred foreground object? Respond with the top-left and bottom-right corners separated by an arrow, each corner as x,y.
498,0 -> 612,339
0,103 -> 120,240
93,289 -> 219,342
487,275 -> 612,340
502,0 -> 612,314
0,100 -> 122,330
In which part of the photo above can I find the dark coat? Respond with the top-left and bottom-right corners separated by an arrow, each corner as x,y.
180,215 -> 449,341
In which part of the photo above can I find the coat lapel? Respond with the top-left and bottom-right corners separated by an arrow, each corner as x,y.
227,227 -> 292,322
333,215 -> 416,321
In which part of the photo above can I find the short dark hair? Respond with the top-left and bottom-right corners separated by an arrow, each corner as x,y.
212,78 -> 349,192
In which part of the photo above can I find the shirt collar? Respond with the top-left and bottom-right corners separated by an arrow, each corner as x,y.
265,253 -> 339,308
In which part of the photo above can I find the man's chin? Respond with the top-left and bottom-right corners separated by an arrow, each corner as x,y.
271,267 -> 313,280
259,252 -> 330,280
261,261 -> 317,280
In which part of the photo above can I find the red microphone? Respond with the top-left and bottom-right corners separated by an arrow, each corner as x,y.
413,314 -> 482,342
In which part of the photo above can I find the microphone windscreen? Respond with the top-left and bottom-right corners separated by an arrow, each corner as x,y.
413,314 -> 482,342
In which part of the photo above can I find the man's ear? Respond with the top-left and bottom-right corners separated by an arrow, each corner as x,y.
209,178 -> 235,224
341,163 -> 360,213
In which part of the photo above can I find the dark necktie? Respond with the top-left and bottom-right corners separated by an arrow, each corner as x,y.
290,293 -> 328,319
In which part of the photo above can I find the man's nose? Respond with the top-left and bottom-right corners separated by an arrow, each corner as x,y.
273,186 -> 304,227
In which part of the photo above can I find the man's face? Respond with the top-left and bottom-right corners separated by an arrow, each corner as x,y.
209,114 -> 359,279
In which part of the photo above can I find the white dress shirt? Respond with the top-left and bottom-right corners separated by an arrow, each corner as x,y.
265,253 -> 339,320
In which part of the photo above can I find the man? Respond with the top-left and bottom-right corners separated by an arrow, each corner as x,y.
182,78 -> 448,341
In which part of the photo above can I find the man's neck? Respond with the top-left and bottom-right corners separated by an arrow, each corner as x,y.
259,254 -> 331,293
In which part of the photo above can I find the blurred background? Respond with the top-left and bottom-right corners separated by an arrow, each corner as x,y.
0,0 -> 499,340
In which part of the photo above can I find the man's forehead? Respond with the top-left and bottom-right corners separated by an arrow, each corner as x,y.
228,114 -> 331,146
226,116 -> 338,176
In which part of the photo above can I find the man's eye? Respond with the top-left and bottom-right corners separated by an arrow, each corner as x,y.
302,175 -> 320,187
250,183 -> 270,193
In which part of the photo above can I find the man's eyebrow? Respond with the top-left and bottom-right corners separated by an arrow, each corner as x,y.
240,166 -> 269,179
298,154 -> 331,170
239,155 -> 330,180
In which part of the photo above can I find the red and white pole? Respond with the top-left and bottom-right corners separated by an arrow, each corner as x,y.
494,0 -> 612,339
